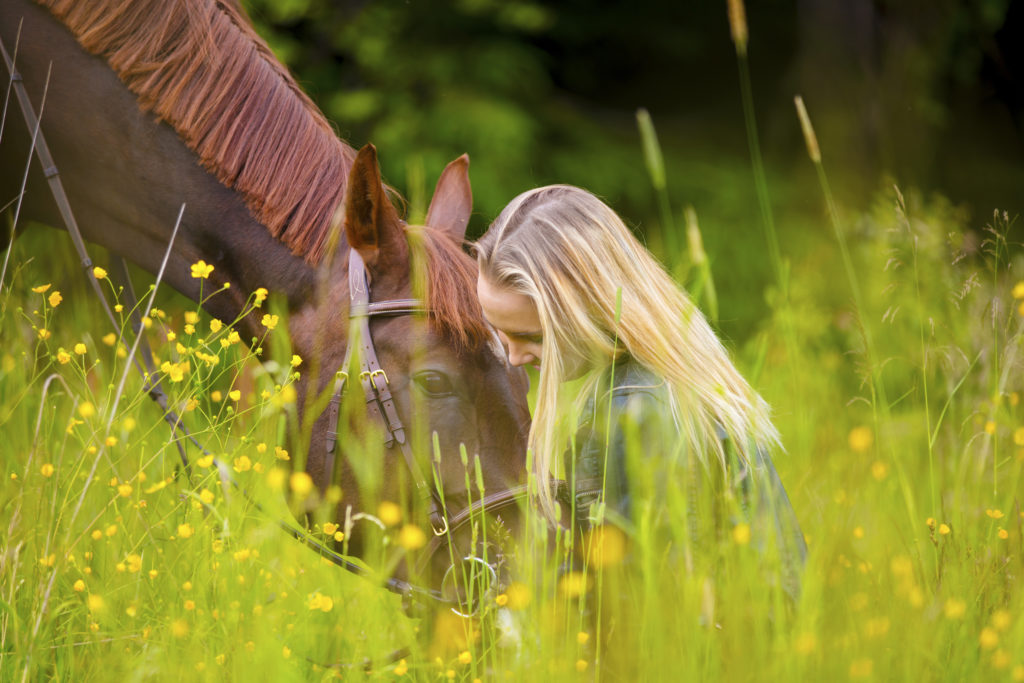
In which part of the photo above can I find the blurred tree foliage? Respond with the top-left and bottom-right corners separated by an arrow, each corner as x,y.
243,0 -> 725,235
241,0 -> 1021,339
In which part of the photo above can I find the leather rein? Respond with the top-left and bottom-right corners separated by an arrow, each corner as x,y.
1,35 -> 505,614
4,33 -> 603,619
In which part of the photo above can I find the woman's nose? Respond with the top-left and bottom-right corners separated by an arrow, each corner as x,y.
506,340 -> 534,367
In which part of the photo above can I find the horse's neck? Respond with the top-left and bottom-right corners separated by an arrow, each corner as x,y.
1,0 -> 315,336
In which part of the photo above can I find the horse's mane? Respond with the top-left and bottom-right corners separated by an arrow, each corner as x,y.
413,226 -> 491,353
39,0 -> 353,265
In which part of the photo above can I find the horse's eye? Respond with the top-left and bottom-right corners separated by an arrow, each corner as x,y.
413,370 -> 454,397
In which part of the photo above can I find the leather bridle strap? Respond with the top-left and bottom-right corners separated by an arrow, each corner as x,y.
3,34 -> 455,611
1,35 -> 196,471
324,249 -> 449,535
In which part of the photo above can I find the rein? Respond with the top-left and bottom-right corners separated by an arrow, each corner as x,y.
1,34 -> 452,612
3,30 -> 601,624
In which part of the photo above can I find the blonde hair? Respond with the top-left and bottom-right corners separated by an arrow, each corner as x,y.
475,185 -> 779,519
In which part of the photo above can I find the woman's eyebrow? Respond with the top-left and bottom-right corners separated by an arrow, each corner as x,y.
480,314 -> 541,338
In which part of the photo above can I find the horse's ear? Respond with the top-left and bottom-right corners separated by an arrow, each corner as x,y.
344,143 -> 400,266
425,154 -> 472,244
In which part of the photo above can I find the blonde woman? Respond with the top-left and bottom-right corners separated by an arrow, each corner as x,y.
475,184 -> 805,597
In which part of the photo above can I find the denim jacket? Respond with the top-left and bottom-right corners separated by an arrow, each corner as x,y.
568,358 -> 807,600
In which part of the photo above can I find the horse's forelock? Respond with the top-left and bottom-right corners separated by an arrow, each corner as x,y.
413,227 -> 491,355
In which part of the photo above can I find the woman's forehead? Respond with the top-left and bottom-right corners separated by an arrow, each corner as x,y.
476,275 -> 540,334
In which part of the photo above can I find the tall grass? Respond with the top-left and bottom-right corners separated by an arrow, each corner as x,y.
3,8 -> 1024,683
4,172 -> 1022,682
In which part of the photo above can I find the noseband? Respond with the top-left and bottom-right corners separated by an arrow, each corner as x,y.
323,248 -> 449,535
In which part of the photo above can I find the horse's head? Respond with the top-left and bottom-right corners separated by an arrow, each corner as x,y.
290,144 -> 530,601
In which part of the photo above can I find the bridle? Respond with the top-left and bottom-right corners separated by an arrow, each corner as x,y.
319,247 -> 550,616
3,35 -> 597,621
0,35 -> 485,614
323,247 -> 449,536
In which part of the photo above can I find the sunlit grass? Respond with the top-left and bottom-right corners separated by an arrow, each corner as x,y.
3,176 -> 1022,680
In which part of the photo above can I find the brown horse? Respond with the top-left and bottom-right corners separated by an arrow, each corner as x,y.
0,0 -> 530,596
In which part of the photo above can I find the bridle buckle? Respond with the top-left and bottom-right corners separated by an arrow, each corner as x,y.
432,515 -> 450,537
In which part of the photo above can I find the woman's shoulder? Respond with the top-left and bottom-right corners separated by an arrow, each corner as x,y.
607,357 -> 669,401
591,357 -> 672,423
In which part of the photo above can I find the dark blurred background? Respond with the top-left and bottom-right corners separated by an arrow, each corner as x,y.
245,0 -> 1023,340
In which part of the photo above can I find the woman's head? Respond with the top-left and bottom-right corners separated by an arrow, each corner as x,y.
475,185 -> 644,378
475,185 -> 778,518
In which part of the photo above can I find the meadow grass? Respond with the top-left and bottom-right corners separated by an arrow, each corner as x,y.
2,3 -> 1023,678
2,174 -> 1022,681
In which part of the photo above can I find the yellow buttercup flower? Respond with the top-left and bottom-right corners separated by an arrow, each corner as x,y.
233,456 -> 252,473
40,463 -> 55,478
254,287 -> 269,305
847,426 -> 873,452
190,260 -> 214,279
504,582 -> 531,610
32,283 -> 51,293
559,572 -> 590,598
87,594 -> 105,613
290,472 -> 313,496
102,333 -> 117,346
209,319 -> 223,333
160,361 -> 187,383
171,619 -> 189,638
177,523 -> 195,539
732,523 -> 751,545
48,291 -> 63,307
290,354 -> 302,367
74,343 -> 87,355
323,522 -> 339,535
93,267 -> 107,280
56,348 -> 71,364
849,658 -> 873,679
228,390 -> 241,402
261,314 -> 279,331
980,627 -> 999,650
307,592 -> 334,612
793,632 -> 817,655
398,524 -> 426,550
378,501 -> 402,526
117,484 -> 133,498
585,525 -> 627,567
870,460 -> 889,480
944,598 -> 966,619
